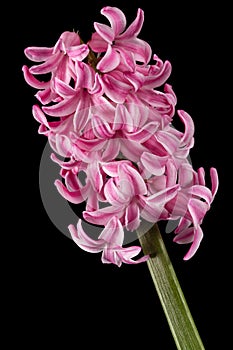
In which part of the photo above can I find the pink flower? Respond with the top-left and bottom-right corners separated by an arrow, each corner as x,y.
69,217 -> 149,267
167,163 -> 219,260
23,31 -> 89,104
88,7 -> 152,72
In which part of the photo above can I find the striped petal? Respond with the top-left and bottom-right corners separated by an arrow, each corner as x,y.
94,22 -> 115,44
22,65 -> 50,89
24,46 -> 53,62
97,45 -> 120,73
69,220 -> 104,253
119,8 -> 144,39
101,6 -> 126,36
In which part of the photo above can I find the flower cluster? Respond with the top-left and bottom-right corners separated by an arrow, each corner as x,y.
23,6 -> 218,266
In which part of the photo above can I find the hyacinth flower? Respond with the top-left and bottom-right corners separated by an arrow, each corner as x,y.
23,6 -> 219,349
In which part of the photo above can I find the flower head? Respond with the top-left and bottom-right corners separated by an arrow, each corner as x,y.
23,6 -> 218,266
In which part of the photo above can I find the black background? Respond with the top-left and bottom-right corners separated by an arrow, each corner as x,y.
10,0 -> 231,348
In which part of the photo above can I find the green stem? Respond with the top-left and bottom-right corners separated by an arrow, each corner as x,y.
138,223 -> 205,350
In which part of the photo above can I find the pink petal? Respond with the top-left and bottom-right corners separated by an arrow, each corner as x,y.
120,163 -> 147,195
75,61 -> 95,89
101,6 -> 126,36
94,22 -> 115,44
55,134 -> 72,157
22,65 -> 50,89
174,217 -> 191,234
117,49 -> 135,73
188,185 -> 213,206
97,45 -> 120,73
120,139 -> 147,163
69,221 -> 104,253
118,37 -> 152,63
188,198 -> 208,227
113,104 -> 134,132
58,31 -> 81,48
101,247 -> 122,266
54,179 -> 85,204
140,185 -> 180,222
146,61 -> 172,89
74,137 -> 106,152
124,70 -> 145,91
53,77 -> 76,97
125,202 -> 141,231
125,122 -> 159,143
178,110 -> 195,147
88,32 -> 108,52
35,88 -> 58,105
66,44 -> 89,61
99,216 -> 124,246
92,115 -> 115,139
102,139 -> 121,162
178,163 -> 195,187
104,178 -> 128,206
156,130 -> 179,154
117,246 -> 149,264
119,8 -> 144,39
102,160 -> 132,177
73,92 -> 92,131
42,95 -> 78,116
32,104 -> 49,127
197,167 -> 205,186
210,167 -> 219,198
83,206 -> 124,226
29,52 -> 62,74
24,46 -> 54,62
183,225 -> 203,260
100,72 -> 131,103
141,152 -> 168,176
173,227 -> 195,244
88,162 -> 104,193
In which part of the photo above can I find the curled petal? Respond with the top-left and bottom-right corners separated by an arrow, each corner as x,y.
117,246 -> 149,265
103,245 -> 148,266
183,225 -> 204,260
69,221 -> 104,253
83,206 -> 124,226
141,152 -> 168,176
119,8 -> 144,39
100,72 -> 131,103
125,122 -> 159,143
42,95 -> 78,116
101,6 -> 127,36
32,104 -> 49,127
120,163 -> 147,195
102,160 -> 132,177
92,115 -> 115,139
104,178 -> 128,206
22,65 -> 50,89
54,179 -> 85,204
88,32 -> 108,52
99,216 -> 124,246
188,198 -> 208,227
125,202 -> 141,231
188,185 -> 213,206
118,37 -> 152,64
210,167 -> 219,198
29,52 -> 62,74
178,110 -> 195,147
24,46 -> 54,62
94,22 -> 115,44
66,44 -> 89,61
75,61 -> 95,89
97,45 -> 121,73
